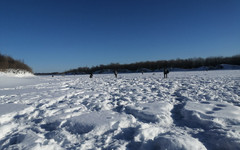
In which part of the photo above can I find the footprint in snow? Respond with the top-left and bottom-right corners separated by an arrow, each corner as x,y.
212,107 -> 222,111
200,101 -> 210,104
205,111 -> 214,114
215,104 -> 227,107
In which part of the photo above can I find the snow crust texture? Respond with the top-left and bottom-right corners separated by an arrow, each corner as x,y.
0,70 -> 240,150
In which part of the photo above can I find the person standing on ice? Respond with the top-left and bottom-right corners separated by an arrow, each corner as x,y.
114,70 -> 118,78
89,72 -> 93,78
164,68 -> 169,78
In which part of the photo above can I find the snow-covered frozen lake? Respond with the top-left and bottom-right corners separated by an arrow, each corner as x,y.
0,70 -> 240,150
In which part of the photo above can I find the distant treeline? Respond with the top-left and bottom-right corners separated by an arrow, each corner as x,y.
0,53 -> 33,73
63,54 -> 240,75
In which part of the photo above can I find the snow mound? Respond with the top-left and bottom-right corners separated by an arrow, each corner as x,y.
182,101 -> 240,128
182,101 -> 240,149
145,132 -> 207,150
64,110 -> 131,135
125,102 -> 173,125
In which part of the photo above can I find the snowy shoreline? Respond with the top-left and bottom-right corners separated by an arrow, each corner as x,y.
0,70 -> 240,149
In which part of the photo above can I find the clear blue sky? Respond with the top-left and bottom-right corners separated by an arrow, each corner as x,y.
0,0 -> 240,73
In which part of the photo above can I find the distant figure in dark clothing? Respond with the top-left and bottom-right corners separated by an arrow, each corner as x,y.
89,73 -> 93,78
164,68 -> 169,78
114,70 -> 118,78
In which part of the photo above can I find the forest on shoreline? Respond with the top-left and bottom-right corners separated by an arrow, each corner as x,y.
0,53 -> 33,73
1,52 -> 239,75
37,54 -> 240,75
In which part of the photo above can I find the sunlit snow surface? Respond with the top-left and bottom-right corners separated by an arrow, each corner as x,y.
0,70 -> 240,150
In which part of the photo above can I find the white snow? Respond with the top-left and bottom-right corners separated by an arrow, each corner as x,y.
0,70 -> 240,150
0,69 -> 33,77
0,70 -> 34,89
181,101 -> 240,149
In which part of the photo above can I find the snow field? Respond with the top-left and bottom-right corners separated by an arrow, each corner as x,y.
0,70 -> 240,149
